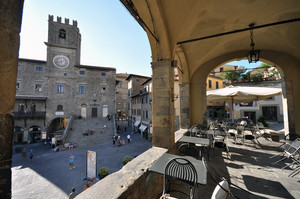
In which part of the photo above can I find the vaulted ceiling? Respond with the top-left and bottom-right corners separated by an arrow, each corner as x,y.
121,0 -> 300,80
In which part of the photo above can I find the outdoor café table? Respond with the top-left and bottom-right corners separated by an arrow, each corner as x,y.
179,136 -> 212,160
149,153 -> 207,185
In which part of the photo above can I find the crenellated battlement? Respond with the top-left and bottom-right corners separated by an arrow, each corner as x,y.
48,15 -> 78,27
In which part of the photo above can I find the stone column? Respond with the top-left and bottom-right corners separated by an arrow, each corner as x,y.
179,83 -> 190,129
190,82 -> 207,126
0,0 -> 24,197
151,60 -> 175,151
285,80 -> 296,138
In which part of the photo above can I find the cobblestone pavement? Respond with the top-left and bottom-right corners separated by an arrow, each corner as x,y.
12,124 -> 152,199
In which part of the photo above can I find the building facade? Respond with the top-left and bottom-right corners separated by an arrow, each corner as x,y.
13,15 -> 116,143
125,74 -> 150,132
116,73 -> 129,121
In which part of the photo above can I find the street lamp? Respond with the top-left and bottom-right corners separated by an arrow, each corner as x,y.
247,23 -> 260,63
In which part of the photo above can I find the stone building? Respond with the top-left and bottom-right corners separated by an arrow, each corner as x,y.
125,74 -> 150,131
13,15 -> 116,143
140,78 -> 152,140
115,73 -> 130,121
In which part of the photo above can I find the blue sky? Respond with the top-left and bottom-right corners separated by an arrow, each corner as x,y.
19,1 -> 263,77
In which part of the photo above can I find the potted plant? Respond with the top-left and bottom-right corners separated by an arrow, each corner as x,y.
98,167 -> 109,179
122,155 -> 132,165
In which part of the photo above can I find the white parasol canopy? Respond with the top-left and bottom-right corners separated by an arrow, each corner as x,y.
207,86 -> 282,123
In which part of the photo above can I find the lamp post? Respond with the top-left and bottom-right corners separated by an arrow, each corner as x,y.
247,23 -> 260,63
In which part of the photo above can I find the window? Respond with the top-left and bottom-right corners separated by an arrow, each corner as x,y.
59,29 -> 66,39
136,79 -> 139,83
219,67 -> 223,72
18,65 -> 21,70
145,96 -> 148,103
79,86 -> 85,94
117,82 -> 122,88
79,70 -> 85,75
64,73 -> 67,76
101,72 -> 106,77
216,82 -> 219,89
31,103 -> 36,112
100,86 -> 106,94
208,80 -> 212,88
18,103 -> 25,112
146,111 -> 148,118
57,85 -> 64,93
36,67 -> 43,71
142,97 -> 144,104
16,82 -> 20,89
35,84 -> 42,92
57,105 -> 63,111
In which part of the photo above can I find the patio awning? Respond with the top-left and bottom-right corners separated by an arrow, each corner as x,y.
139,125 -> 148,132
134,121 -> 141,127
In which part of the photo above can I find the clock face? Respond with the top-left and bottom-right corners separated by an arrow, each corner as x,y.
53,55 -> 69,68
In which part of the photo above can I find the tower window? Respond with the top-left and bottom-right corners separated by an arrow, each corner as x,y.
57,85 -> 64,93
59,29 -> 66,39
79,71 -> 85,75
101,72 -> 106,77
36,66 -> 43,71
57,105 -> 63,111
216,82 -> 219,89
79,86 -> 85,94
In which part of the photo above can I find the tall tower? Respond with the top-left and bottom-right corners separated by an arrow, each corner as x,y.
45,15 -> 81,71
44,15 -> 82,122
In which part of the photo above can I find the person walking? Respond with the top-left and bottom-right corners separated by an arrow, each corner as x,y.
127,134 -> 131,144
68,187 -> 78,199
68,153 -> 75,170
28,149 -> 34,163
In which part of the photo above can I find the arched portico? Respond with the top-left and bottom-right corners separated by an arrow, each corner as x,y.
121,0 -> 300,150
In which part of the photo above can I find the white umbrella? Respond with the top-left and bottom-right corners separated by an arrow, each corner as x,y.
207,86 -> 282,124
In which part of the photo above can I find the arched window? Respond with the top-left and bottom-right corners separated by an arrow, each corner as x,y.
57,105 -> 63,111
59,29 -> 66,39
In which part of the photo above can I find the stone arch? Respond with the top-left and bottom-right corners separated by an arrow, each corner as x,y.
189,50 -> 299,136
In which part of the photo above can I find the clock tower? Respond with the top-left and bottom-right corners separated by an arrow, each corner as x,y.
45,15 -> 81,72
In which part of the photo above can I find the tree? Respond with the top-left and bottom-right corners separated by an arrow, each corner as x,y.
220,66 -> 246,82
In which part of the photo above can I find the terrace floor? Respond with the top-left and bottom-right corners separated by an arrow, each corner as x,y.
210,135 -> 300,199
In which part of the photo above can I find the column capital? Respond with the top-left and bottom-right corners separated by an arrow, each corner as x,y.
151,59 -> 171,68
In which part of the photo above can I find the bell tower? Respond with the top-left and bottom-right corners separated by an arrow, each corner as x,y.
45,15 -> 81,70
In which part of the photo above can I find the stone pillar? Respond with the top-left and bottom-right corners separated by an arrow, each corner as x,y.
179,83 -> 190,129
285,80 -> 296,138
0,0 -> 24,197
190,82 -> 207,126
151,60 -> 175,151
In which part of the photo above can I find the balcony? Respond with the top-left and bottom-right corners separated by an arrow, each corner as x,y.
74,128 -> 298,199
13,111 -> 46,120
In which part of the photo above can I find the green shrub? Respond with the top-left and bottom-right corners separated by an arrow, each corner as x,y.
257,116 -> 268,127
123,155 -> 132,165
99,167 -> 109,179
77,115 -> 82,119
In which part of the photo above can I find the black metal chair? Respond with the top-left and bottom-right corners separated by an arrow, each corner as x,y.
162,158 -> 198,199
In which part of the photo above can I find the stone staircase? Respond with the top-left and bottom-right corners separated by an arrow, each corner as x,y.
64,118 -> 114,148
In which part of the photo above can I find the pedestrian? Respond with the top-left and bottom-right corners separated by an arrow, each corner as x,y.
68,153 -> 75,170
28,149 -> 33,163
127,134 -> 131,144
92,177 -> 99,185
68,187 -> 78,199
124,127 -> 127,133
112,136 -> 116,145
22,147 -> 27,160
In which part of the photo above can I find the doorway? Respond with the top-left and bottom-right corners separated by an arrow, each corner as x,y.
92,108 -> 98,118
262,106 -> 277,121
81,104 -> 87,118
